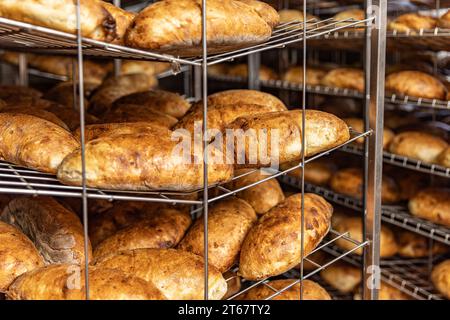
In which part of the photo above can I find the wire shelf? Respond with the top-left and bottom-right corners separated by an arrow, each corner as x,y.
279,177 -> 450,245
341,144 -> 450,178
0,16 -> 374,67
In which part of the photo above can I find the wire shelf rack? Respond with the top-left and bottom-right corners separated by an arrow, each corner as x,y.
0,130 -> 369,205
0,16 -> 374,67
279,176 -> 450,245
341,144 -> 450,178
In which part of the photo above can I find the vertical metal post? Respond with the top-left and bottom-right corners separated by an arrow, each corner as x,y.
194,66 -> 202,101
201,0 -> 209,301
75,0 -> 90,300
71,59 -> 79,112
362,0 -> 386,300
18,53 -> 28,86
184,66 -> 193,98
113,0 -> 122,77
247,53 -> 261,90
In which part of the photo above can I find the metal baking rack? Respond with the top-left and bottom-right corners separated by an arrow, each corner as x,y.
279,176 -> 450,245
341,144 -> 450,178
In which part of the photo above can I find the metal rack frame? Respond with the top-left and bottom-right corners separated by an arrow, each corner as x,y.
0,0 -> 388,300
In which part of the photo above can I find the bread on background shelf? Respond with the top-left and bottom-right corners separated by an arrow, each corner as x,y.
431,260 -> 450,299
388,13 -> 437,32
385,71 -> 447,100
409,188 -> 450,227
321,68 -> 364,93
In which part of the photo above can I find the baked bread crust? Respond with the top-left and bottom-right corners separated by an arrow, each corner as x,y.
385,71 -> 447,100
438,10 -> 450,28
431,260 -> 450,299
397,230 -> 448,258
239,193 -> 332,280
320,261 -> 361,293
343,117 -> 394,149
437,147 -> 450,167
100,105 -> 178,128
321,68 -> 364,92
409,188 -> 450,227
282,66 -> 326,86
0,107 -> 69,130
388,13 -> 437,32
282,159 -> 337,186
226,64 -> 278,81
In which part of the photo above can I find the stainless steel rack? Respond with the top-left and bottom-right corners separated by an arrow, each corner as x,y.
341,144 -> 450,178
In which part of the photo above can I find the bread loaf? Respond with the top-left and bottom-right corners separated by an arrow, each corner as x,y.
239,193 -> 332,280
178,197 -> 257,272
282,158 -> 337,186
278,9 -> 318,24
101,105 -> 178,128
1,197 -> 92,265
45,81 -> 99,109
94,248 -> 227,300
397,230 -> 448,258
225,169 -> 285,214
343,118 -> 394,149
0,113 -> 79,173
282,66 -> 326,85
0,0 -> 118,42
99,1 -> 136,44
120,60 -> 170,77
44,105 -> 99,131
125,0 -> 275,56
389,131 -> 448,163
225,110 -> 350,168
0,221 -> 44,292
408,188 -> 450,227
113,90 -> 191,119
205,90 -> 286,110
438,10 -> 450,28
385,71 -> 447,100
0,107 -> 69,130
237,0 -> 279,28
226,64 -> 278,81
388,13 -> 437,32
94,208 -> 191,259
437,147 -> 450,167
333,215 -> 398,257
0,85 -> 42,101
321,68 -> 364,92
332,9 -> 365,30
320,261 -> 361,293
57,128 -> 233,191
431,260 -> 450,299
236,279 -> 331,300
7,264 -> 165,300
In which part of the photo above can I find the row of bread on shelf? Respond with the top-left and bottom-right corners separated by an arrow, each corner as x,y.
0,181 -> 338,300
282,151 -> 450,228
0,79 -> 354,191
209,63 -> 450,101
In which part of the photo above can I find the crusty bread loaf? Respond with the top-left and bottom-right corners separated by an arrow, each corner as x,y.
101,105 -> 178,127
0,85 -> 42,101
282,159 -> 337,186
44,105 -> 99,131
204,89 -> 286,110
7,264 -> 165,300
282,66 -> 326,86
389,131 -> 448,163
437,147 -> 450,167
431,260 -> 450,299
278,9 -> 318,24
57,128 -> 234,191
397,230 -> 448,258
409,188 -> 450,227
333,215 -> 398,257
94,208 -> 191,259
225,110 -> 350,168
113,90 -> 191,119
0,113 -> 79,173
94,248 -> 227,300
120,60 -> 170,77
236,279 -> 331,300
226,64 -> 278,81
0,221 -> 44,292
237,0 -> 279,28
239,193 -> 332,280
385,71 -> 447,100
320,261 -> 361,293
332,9 -> 365,30
99,1 -> 136,44
321,68 -> 364,92
225,169 -> 285,215
125,0 -> 275,56
0,107 -> 69,130
1,197 -> 92,265
330,167 -> 401,204
388,13 -> 437,32
45,81 -> 99,109
438,10 -> 450,28
178,197 -> 257,272
343,118 -> 394,149
0,0 -> 118,42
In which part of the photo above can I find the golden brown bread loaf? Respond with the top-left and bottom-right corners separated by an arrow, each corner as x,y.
333,215 -> 398,257
239,193 -> 332,280
120,60 -> 170,77
44,81 -> 100,109
330,167 -> 401,204
278,9 -> 318,24
125,0 -> 275,56
178,197 -> 257,272
0,107 -> 69,130
112,90 -> 191,119
437,147 -> 450,167
236,279 -> 331,300
94,248 -> 227,300
408,188 -> 450,227
320,261 -> 361,293
431,260 -> 450,299
397,230 -> 448,258
204,89 -> 286,110
225,110 -> 350,168
224,169 -> 285,215
1,197 -> 92,265
57,127 -> 234,191
282,66 -> 326,86
332,9 -> 365,30
237,0 -> 279,28
99,1 -> 136,44
282,159 -> 337,186
0,85 -> 42,100
94,208 -> 191,259
7,264 -> 165,300
44,105 -> 99,131
388,13 -> 437,32
0,0 -> 119,42
389,131 -> 448,163
343,118 -> 394,149
100,105 -> 178,128
0,113 -> 79,173
438,10 -> 450,28
0,221 -> 44,292
226,64 -> 278,81
89,73 -> 157,116
321,68 -> 364,92
385,71 -> 447,100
